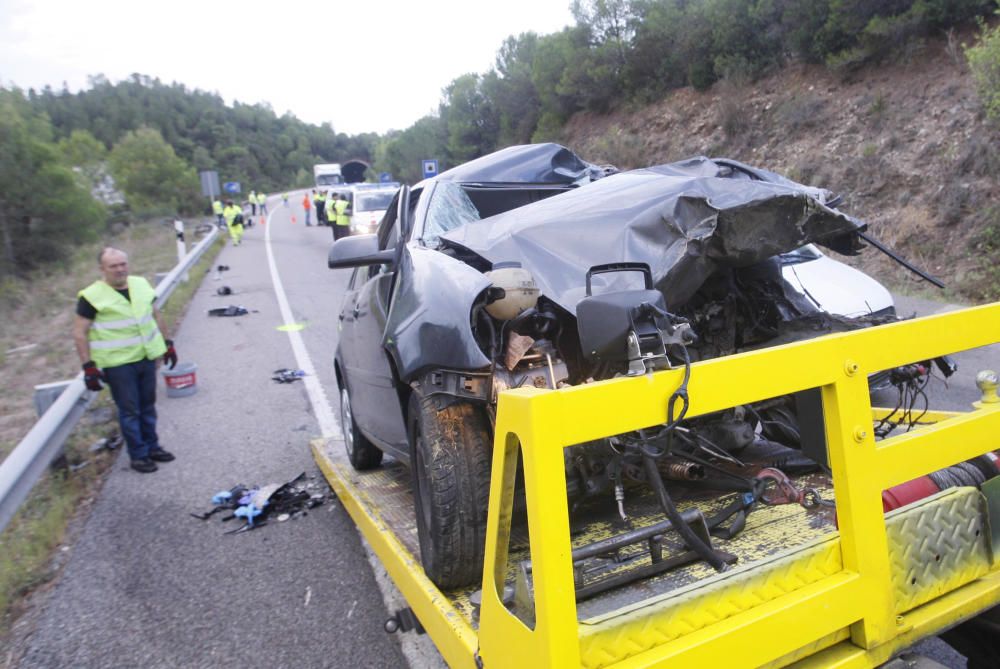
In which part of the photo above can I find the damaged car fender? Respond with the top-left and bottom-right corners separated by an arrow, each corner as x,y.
383,245 -> 492,384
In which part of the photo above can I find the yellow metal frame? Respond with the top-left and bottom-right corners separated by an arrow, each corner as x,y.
478,302 -> 1000,669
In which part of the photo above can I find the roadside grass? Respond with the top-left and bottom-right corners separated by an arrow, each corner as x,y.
0,220 -> 224,635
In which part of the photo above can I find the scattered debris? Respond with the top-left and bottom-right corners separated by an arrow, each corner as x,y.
208,305 -> 249,317
272,368 -> 307,383
88,431 -> 123,453
192,472 -> 329,533
214,264 -> 231,281
304,586 -> 312,607
217,286 -> 232,296
5,343 -> 38,355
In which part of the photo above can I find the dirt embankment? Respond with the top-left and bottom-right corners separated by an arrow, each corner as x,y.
560,35 -> 1000,303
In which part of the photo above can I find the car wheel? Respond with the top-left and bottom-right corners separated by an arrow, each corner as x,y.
340,385 -> 383,470
408,390 -> 492,590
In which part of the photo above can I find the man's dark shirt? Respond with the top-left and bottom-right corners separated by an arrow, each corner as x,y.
76,287 -> 154,320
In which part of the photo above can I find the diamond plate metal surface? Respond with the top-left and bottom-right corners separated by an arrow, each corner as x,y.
578,488 -> 992,669
886,487 -> 991,614
578,539 -> 844,669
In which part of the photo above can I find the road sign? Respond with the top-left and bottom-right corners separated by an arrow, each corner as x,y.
378,172 -> 393,183
421,160 -> 438,179
199,170 -> 220,198
223,182 -> 241,194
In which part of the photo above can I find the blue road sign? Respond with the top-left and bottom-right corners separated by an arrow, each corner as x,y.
378,172 -> 393,183
421,160 -> 439,180
223,181 -> 241,194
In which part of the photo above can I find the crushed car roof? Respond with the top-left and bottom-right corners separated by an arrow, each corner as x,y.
432,142 -> 607,185
440,156 -> 864,313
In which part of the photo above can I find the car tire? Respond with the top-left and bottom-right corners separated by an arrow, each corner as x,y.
340,385 -> 383,470
408,390 -> 492,590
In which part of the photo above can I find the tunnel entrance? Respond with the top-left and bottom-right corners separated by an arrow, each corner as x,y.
342,160 -> 369,184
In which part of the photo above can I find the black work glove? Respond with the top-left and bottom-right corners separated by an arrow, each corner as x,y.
83,361 -> 104,392
163,339 -> 178,370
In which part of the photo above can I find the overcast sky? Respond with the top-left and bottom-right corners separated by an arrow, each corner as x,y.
0,0 -> 574,135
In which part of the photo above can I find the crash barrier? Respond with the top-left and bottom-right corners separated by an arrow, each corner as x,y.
0,225 -> 220,534
315,302 -> 1000,669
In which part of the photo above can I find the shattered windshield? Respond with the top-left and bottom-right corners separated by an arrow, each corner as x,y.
422,182 -> 481,245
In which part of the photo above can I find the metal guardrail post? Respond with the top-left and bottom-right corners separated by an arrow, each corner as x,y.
0,224 -> 220,534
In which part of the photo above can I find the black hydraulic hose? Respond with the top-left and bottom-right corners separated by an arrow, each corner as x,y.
642,453 -> 728,572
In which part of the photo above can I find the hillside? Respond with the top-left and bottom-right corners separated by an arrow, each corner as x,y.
560,35 -> 1000,303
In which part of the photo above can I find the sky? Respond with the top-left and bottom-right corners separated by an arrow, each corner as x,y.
0,0 -> 574,135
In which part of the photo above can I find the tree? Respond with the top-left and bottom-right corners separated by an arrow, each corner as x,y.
441,74 -> 499,162
108,126 -> 200,216
0,91 -> 103,276
966,4 -> 1000,121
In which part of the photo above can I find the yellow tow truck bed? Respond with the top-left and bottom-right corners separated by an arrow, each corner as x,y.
314,302 -> 1000,669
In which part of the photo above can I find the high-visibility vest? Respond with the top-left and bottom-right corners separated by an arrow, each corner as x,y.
223,204 -> 242,226
334,199 -> 349,226
257,192 -> 266,205
212,200 -> 223,215
79,277 -> 166,368
249,191 -> 257,203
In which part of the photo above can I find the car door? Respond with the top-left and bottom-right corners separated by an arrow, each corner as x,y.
337,266 -> 363,400
348,187 -> 411,459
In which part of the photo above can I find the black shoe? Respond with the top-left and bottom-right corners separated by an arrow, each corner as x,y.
130,458 -> 158,473
149,448 -> 175,462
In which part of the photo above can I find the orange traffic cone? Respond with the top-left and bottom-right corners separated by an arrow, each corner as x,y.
291,214 -> 297,225
260,215 -> 265,226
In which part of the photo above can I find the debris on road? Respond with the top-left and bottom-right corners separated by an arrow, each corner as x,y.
208,305 -> 249,317
272,368 -> 306,383
213,264 -> 230,280
216,286 -> 233,296
88,431 -> 123,453
192,472 -> 328,533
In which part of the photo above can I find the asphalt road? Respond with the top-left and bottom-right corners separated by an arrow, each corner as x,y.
18,197 -> 414,668
15,199 -> 996,668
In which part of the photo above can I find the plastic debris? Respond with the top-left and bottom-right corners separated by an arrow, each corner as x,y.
208,305 -> 249,317
213,264 -> 231,281
217,286 -> 232,296
272,368 -> 307,383
192,473 -> 329,533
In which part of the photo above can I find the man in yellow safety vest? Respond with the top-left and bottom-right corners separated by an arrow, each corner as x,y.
223,200 -> 245,245
332,193 -> 351,241
256,191 -> 268,216
212,198 -> 224,228
73,248 -> 178,473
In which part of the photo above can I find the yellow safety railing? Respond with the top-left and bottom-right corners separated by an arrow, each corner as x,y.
478,303 -> 1000,669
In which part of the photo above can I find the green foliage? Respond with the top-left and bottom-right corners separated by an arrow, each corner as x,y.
0,90 -> 104,277
108,127 -> 201,217
966,5 -> 1000,120
374,116 -> 447,184
441,74 -> 499,162
27,74 -> 377,192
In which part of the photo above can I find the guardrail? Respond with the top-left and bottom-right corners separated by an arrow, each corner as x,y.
0,224 -> 220,534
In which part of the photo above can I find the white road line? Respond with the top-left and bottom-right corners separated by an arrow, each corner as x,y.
264,202 -> 339,438
263,196 -> 444,668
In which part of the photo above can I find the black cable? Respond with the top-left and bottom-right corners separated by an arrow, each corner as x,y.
642,453 -> 728,572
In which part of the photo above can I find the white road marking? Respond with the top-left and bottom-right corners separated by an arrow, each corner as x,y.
264,203 -> 339,438
264,196 -> 444,668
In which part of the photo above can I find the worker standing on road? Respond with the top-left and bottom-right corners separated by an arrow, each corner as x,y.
315,190 -> 327,226
73,248 -> 177,474
257,191 -> 268,217
302,192 -> 313,226
248,190 -> 258,217
223,199 -> 245,245
282,192 -> 289,207
212,198 -> 224,228
333,193 -> 351,241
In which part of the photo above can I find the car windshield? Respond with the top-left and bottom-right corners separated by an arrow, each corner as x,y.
355,191 -> 395,212
422,182 -> 481,245
316,174 -> 343,186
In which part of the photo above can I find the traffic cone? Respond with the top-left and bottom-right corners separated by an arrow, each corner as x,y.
291,214 -> 296,225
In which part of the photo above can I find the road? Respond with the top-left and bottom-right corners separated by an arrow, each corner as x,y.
17,196 -> 435,668
13,197 -> 996,667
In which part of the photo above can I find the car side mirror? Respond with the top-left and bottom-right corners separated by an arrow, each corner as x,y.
328,234 -> 396,269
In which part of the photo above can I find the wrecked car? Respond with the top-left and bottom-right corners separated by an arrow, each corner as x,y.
329,143 -> 906,590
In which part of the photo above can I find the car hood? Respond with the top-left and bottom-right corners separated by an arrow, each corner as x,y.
440,157 -> 864,314
431,143 -> 608,185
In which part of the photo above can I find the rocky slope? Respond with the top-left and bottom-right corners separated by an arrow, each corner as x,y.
560,33 -> 1000,303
